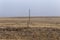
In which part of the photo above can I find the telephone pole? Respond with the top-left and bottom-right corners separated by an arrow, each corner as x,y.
27,8 -> 30,27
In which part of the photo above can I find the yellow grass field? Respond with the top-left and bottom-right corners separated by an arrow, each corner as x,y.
0,17 -> 60,40
0,17 -> 60,28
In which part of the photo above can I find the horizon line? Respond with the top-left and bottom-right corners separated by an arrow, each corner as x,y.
0,16 -> 60,18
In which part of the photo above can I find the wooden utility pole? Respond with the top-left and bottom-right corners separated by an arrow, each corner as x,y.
27,8 -> 30,27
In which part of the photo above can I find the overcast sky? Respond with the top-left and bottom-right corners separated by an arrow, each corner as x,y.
0,0 -> 60,17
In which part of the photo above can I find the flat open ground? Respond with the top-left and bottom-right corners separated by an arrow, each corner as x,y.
0,17 -> 60,28
0,17 -> 60,40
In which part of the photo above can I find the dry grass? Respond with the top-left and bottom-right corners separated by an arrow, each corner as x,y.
0,17 -> 60,40
0,27 -> 60,40
0,17 -> 60,28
